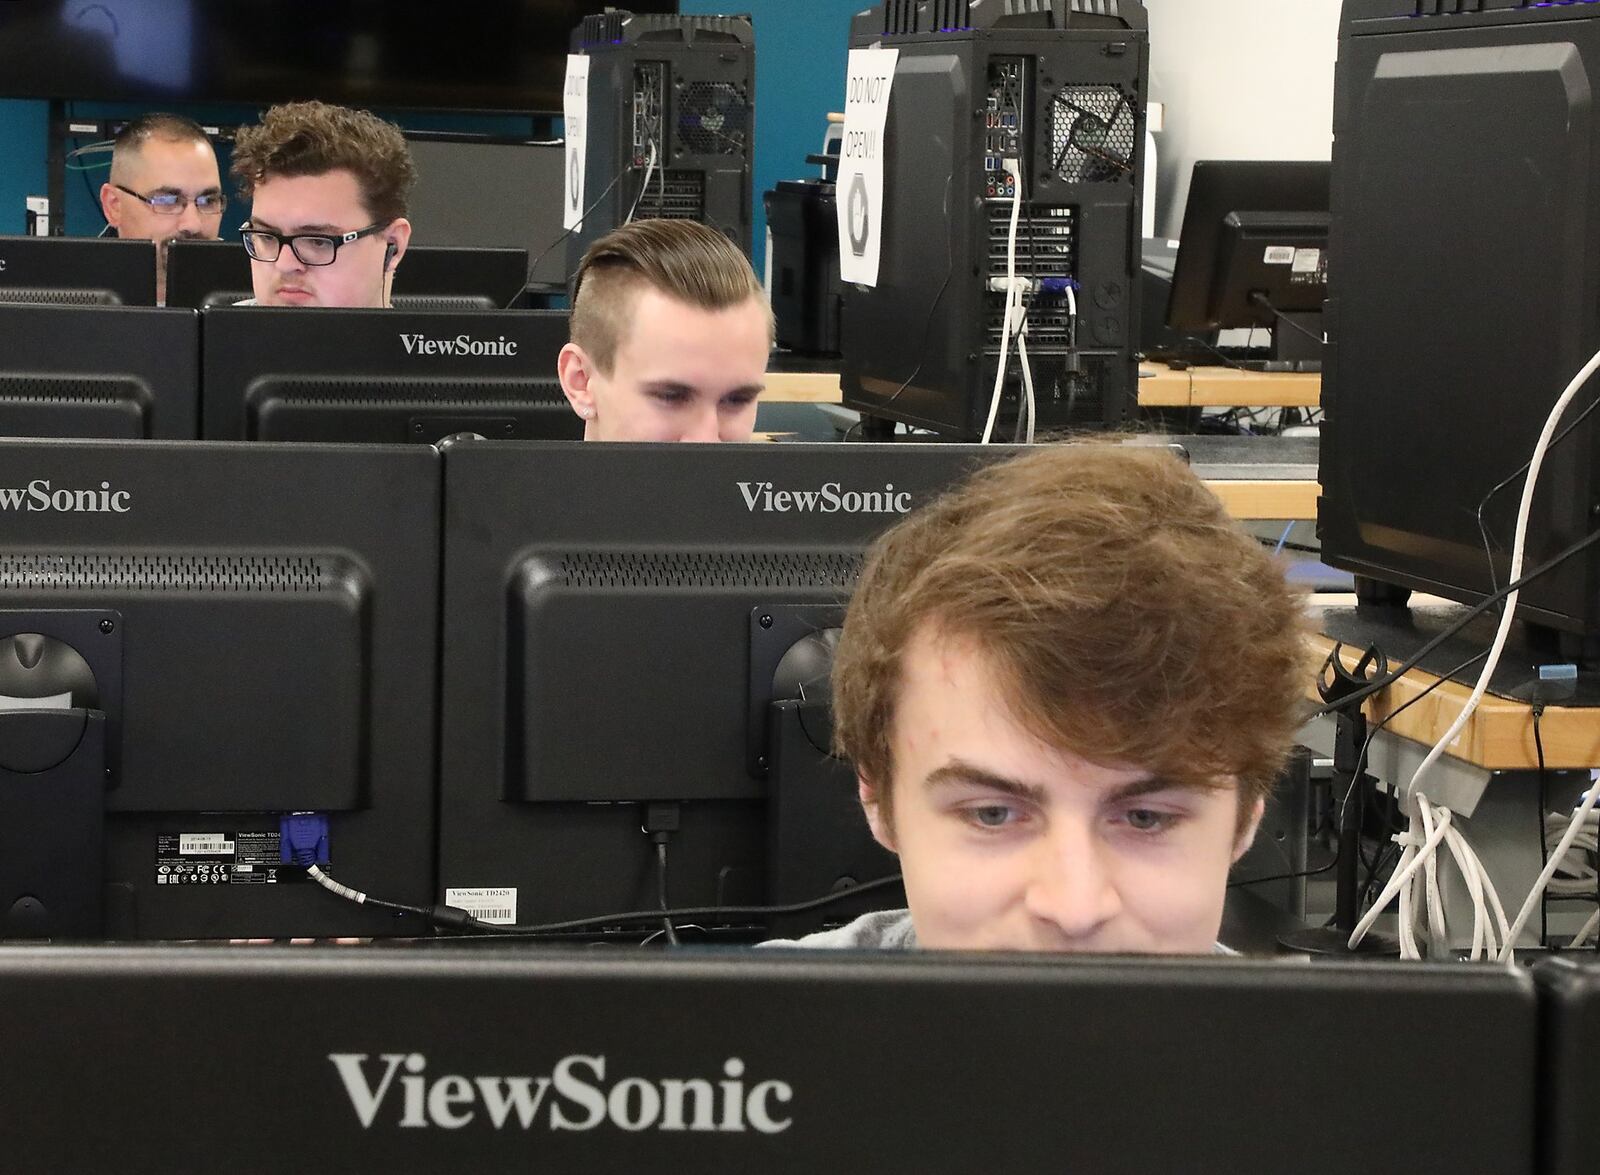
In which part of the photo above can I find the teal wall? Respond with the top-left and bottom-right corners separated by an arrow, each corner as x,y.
0,3 -> 865,271
682,0 -> 863,275
0,99 -> 47,236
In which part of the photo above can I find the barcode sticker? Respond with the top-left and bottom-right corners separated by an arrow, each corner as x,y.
446,888 -> 518,925
1263,245 -> 1295,265
179,834 -> 235,855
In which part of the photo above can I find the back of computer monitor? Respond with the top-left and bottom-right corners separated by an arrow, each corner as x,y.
0,304 -> 198,439
1167,161 -> 1330,333
163,238 -> 254,309
171,242 -> 530,311
438,441 -> 1007,933
0,950 -> 1541,1175
0,439 -> 440,939
0,235 -> 157,307
200,306 -> 579,442
394,245 -> 529,310
1534,958 -> 1600,1175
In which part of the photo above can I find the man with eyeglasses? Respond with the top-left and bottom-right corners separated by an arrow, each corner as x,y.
97,114 -> 225,306
229,101 -> 415,308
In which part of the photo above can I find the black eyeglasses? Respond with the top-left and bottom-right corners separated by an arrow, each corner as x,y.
113,183 -> 227,216
240,221 -> 389,267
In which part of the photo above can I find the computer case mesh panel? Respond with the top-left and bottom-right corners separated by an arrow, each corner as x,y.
567,12 -> 755,276
841,0 -> 1148,439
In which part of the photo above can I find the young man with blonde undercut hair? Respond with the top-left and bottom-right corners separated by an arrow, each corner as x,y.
230,100 -> 416,308
766,444 -> 1309,953
557,219 -> 773,442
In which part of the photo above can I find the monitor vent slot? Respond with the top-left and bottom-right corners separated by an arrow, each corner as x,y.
0,376 -> 141,405
0,553 -> 337,593
557,550 -> 864,590
0,288 -> 117,306
259,377 -> 566,407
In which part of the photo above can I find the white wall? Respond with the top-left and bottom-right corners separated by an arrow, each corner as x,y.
1144,0 -> 1342,237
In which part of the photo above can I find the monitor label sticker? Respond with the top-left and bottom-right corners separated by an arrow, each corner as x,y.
156,831 -> 302,885
1263,245 -> 1295,265
446,887 -> 518,925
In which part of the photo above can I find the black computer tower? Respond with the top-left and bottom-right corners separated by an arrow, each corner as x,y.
566,10 -> 755,275
841,0 -> 1147,439
1321,1 -> 1600,638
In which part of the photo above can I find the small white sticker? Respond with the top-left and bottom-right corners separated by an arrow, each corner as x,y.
179,834 -> 234,855
1292,247 -> 1322,273
447,887 -> 518,925
1263,245 -> 1295,266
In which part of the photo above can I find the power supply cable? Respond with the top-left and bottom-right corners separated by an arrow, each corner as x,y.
980,158 -> 1025,444
300,863 -> 906,938
1303,525 -> 1600,723
623,142 -> 659,226
526,162 -> 631,283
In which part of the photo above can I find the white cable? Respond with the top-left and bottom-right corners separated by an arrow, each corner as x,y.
306,863 -> 368,905
624,143 -> 658,225
1349,802 -> 1454,950
1545,806 -> 1598,893
981,160 -> 1023,445
1347,342 -> 1600,958
1570,907 -> 1600,949
1502,783 -> 1600,955
1017,328 -> 1037,444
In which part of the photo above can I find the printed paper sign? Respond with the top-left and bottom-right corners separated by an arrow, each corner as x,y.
836,48 -> 899,287
563,54 -> 590,232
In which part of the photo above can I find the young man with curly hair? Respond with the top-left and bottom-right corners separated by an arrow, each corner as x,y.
766,444 -> 1310,953
229,100 -> 416,308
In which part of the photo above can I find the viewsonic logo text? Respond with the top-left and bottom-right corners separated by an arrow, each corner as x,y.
399,333 -> 519,357
737,481 -> 912,515
0,480 -> 130,513
329,1052 -> 794,1134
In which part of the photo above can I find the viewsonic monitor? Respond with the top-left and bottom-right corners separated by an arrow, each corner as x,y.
0,439 -> 440,939
1167,160 -> 1329,357
0,304 -> 198,439
1534,957 -> 1600,1175
200,307 -> 579,443
438,441 -> 1012,935
0,948 -> 1540,1175
0,235 -> 156,306
406,139 -> 568,286
167,241 -> 530,311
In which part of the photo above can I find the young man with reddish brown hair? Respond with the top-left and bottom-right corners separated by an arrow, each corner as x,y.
769,443 -> 1309,953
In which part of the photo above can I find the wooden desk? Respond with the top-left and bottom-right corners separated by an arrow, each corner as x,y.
1307,632 -> 1600,772
763,367 -> 1321,409
1138,364 -> 1321,409
1205,479 -> 1318,521
763,371 -> 843,403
